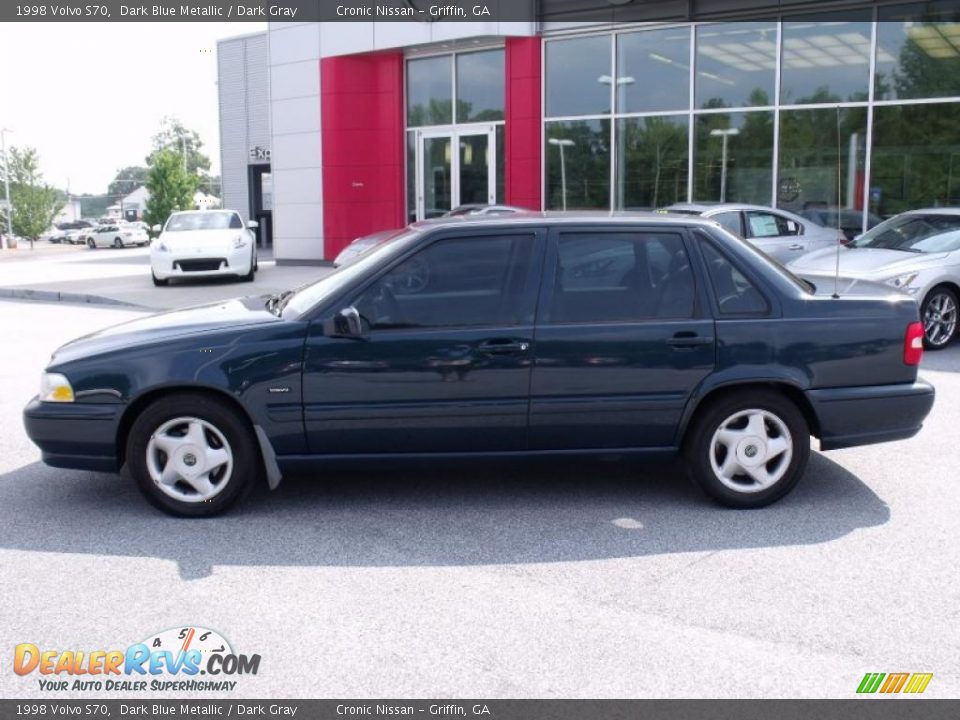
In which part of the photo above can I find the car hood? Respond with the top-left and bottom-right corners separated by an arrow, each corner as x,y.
788,246 -> 949,278
51,296 -> 279,365
159,229 -> 241,248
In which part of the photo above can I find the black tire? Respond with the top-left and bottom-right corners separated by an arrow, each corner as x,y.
920,286 -> 958,350
240,249 -> 256,282
683,389 -> 809,508
152,271 -> 169,286
125,393 -> 261,517
113,237 -> 123,248
87,238 -> 95,249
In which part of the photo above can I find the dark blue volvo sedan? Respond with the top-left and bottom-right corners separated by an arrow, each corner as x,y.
23,214 -> 935,516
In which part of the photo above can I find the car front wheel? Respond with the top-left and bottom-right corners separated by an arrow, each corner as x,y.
684,389 -> 809,508
126,393 -> 260,517
921,286 -> 958,350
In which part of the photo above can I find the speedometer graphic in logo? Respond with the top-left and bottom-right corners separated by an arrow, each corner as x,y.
141,626 -> 233,658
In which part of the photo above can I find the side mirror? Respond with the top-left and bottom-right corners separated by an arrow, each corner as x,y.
151,224 -> 162,233
326,306 -> 368,339
247,220 -> 259,229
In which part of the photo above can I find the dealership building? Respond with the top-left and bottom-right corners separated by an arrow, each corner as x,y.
217,0 -> 960,261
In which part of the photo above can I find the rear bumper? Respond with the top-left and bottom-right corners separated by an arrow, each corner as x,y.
22,397 -> 122,472
807,380 -> 935,451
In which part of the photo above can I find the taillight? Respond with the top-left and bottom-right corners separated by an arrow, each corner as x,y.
904,321 -> 924,366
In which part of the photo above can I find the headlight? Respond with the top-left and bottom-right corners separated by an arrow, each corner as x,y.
40,372 -> 74,403
884,272 -> 920,294
233,236 -> 248,249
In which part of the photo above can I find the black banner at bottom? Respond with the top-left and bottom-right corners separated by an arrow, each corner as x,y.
2,700 -> 959,720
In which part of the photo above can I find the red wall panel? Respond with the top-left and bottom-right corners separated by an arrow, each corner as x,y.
321,51 -> 405,259
505,37 -> 542,211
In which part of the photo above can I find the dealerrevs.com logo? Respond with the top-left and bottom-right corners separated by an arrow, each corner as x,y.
13,626 -> 261,693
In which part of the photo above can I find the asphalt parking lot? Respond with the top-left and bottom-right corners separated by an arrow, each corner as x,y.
1,298 -> 959,699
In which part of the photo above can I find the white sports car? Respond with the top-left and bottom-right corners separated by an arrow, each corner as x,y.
150,210 -> 258,286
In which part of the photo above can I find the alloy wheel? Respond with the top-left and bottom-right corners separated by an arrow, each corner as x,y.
145,417 -> 234,503
709,409 -> 793,493
923,291 -> 957,347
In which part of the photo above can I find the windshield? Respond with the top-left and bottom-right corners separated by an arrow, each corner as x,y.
281,229 -> 420,319
165,212 -> 242,232
850,213 -> 960,253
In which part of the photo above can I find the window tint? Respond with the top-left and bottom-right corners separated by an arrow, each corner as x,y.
699,240 -> 769,315
548,233 -> 695,323
355,235 -> 534,330
746,211 -> 800,238
229,214 -> 243,229
713,211 -> 743,237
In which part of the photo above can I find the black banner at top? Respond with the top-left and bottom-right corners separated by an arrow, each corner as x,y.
2,0 -> 539,22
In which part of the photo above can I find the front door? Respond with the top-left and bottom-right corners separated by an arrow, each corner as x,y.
302,229 -> 544,454
529,227 -> 716,450
416,126 -> 496,220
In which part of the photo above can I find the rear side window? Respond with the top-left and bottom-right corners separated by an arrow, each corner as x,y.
548,232 -> 695,323
699,240 -> 769,315
713,211 -> 743,237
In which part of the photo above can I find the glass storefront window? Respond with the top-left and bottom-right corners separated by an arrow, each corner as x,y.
695,21 -> 777,109
407,56 -> 453,127
456,49 -> 505,122
617,27 -> 690,113
545,36 -> 612,117
777,106 -> 867,215
875,3 -> 960,101
870,102 -> 960,217
616,116 -> 689,210
545,120 -> 611,210
693,111 -> 774,205
780,13 -> 872,104
406,131 -> 417,223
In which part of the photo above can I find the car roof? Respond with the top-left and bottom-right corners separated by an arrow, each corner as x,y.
900,207 -> 960,216
409,210 -> 722,231
665,202 -> 789,214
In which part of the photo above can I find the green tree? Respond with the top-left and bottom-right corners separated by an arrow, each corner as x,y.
0,146 -> 61,246
146,117 -> 211,178
143,149 -> 198,230
108,166 -> 149,196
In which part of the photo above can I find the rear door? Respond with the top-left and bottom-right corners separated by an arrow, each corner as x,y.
529,226 -> 716,450
743,209 -> 806,261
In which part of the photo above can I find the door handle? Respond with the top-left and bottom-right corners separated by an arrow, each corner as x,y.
789,243 -> 804,251
478,339 -> 531,355
665,333 -> 714,350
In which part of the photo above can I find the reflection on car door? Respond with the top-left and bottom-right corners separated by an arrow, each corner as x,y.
529,227 -> 716,450
301,229 -> 545,454
743,210 -> 805,261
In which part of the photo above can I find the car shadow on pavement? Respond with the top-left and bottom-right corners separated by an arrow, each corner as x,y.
0,452 -> 888,580
921,343 -> 960,373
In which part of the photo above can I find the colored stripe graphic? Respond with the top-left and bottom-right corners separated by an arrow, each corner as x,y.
857,673 -> 885,694
880,673 -> 909,693
903,673 -> 933,694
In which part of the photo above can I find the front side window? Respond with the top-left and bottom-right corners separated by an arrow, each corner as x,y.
699,240 -> 769,315
745,211 -> 801,238
355,235 -> 535,329
548,232 -> 695,323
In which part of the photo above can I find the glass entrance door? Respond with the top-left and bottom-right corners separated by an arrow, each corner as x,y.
416,126 -> 496,221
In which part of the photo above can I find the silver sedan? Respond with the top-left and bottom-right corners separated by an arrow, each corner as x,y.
788,208 -> 960,349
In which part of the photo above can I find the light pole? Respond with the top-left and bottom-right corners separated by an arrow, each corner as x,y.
1,128 -> 12,250
548,138 -> 575,211
710,127 -> 740,203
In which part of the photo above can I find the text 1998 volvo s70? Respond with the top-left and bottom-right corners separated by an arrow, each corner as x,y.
24,213 -> 934,516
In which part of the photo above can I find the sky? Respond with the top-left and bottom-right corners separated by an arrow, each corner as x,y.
0,22 -> 267,196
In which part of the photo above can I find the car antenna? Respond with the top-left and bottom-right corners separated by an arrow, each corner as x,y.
832,105 -> 842,299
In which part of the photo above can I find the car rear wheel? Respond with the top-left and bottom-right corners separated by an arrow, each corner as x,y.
921,287 -> 957,350
87,238 -> 95,249
126,393 -> 260,517
113,237 -> 123,248
684,389 -> 809,508
151,271 -> 168,286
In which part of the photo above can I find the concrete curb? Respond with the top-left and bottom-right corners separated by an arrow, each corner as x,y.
0,287 -> 151,310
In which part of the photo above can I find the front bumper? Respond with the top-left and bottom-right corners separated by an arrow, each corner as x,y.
807,379 -> 935,451
23,397 -> 122,472
151,244 -> 251,280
